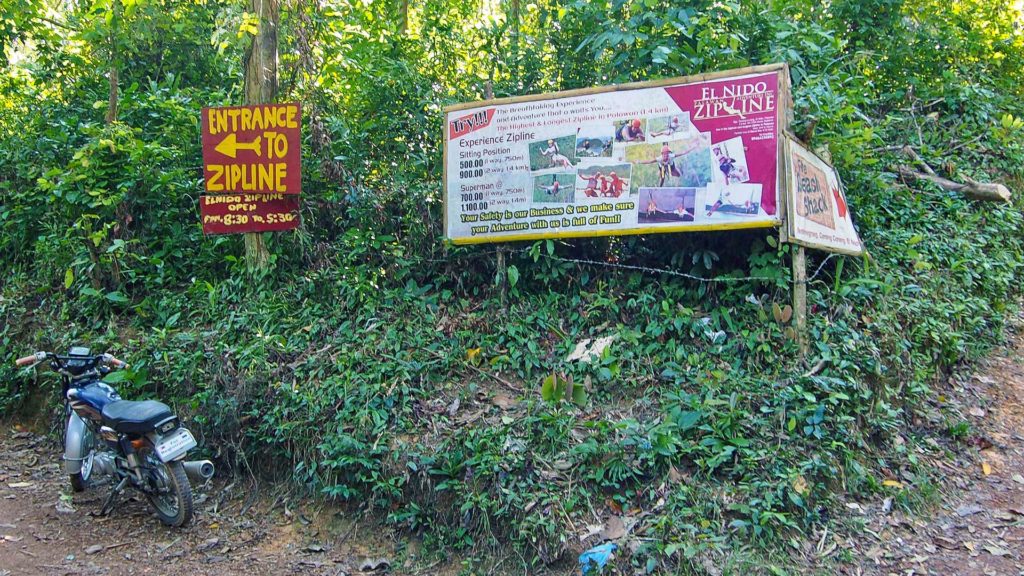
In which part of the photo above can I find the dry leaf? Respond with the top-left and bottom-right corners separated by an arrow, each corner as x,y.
993,510 -> 1015,521
865,545 -> 885,562
983,544 -> 1010,557
601,516 -> 626,541
969,407 -> 986,418
6,482 -> 33,489
1012,474 -> 1024,484
882,479 -> 903,489
933,536 -> 958,550
964,541 -> 976,552
780,304 -> 793,323
566,335 -> 617,363
491,393 -> 517,410
968,436 -> 994,449
358,557 -> 391,571
579,524 -> 603,542
792,475 -> 809,495
982,461 -> 992,476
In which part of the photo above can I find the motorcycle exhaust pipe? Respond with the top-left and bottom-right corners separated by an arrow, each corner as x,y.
182,460 -> 215,483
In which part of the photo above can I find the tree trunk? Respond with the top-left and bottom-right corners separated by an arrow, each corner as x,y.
510,0 -> 520,84
242,0 -> 279,271
104,0 -> 120,124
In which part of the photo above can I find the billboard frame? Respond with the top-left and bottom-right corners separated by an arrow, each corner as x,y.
442,63 -> 793,245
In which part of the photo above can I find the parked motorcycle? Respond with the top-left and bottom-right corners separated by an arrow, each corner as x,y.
14,347 -> 214,527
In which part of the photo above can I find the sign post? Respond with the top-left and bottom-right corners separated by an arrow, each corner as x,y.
792,246 -> 808,358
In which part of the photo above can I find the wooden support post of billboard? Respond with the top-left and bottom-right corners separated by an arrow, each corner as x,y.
480,80 -> 509,309
496,248 -> 508,309
792,246 -> 808,359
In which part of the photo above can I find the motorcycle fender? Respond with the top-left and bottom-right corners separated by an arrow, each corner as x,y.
63,412 -> 90,475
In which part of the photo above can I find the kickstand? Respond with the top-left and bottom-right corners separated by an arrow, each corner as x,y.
100,477 -> 128,516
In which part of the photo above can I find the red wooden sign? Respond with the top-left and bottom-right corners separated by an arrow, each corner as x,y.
200,194 -> 300,235
201,103 -> 302,194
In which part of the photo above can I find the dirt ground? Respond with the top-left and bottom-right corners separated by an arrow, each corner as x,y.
832,318 -> 1024,576
0,430 -> 418,576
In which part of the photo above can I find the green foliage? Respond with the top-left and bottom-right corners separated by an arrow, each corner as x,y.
2,0 -> 1024,572
540,372 -> 587,406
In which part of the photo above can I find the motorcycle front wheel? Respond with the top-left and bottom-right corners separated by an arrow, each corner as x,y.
67,415 -> 95,493
143,454 -> 194,527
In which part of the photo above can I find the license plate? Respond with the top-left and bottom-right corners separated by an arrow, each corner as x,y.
153,427 -> 197,462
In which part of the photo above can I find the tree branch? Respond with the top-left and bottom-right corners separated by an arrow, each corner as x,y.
895,166 -> 1011,202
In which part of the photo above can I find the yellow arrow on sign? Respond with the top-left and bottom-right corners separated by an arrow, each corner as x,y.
215,133 -> 262,159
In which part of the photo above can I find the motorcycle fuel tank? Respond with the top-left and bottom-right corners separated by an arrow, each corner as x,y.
68,382 -> 122,421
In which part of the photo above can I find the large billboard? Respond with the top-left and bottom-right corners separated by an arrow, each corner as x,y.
443,65 -> 791,244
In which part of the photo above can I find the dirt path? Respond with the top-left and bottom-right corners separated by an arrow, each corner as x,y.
0,429 -> 405,576
840,318 -> 1024,575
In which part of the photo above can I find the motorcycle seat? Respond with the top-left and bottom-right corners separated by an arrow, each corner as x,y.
101,400 -> 174,434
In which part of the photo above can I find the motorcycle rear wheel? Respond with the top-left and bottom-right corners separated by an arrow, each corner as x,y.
145,458 -> 194,527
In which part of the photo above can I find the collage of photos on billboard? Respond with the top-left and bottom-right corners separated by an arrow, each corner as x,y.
523,110 -> 769,228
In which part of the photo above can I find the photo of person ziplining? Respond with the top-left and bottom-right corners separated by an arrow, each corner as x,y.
528,135 -> 578,172
634,142 -> 703,187
704,183 -> 762,217
576,127 -> 614,158
532,173 -> 576,203
614,119 -> 646,143
711,137 -> 751,185
648,113 -> 694,140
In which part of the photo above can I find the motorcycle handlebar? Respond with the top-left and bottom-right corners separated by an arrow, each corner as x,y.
15,352 -> 44,367
102,354 -> 128,369
14,351 -> 128,370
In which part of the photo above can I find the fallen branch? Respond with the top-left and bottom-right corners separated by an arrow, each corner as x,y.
895,166 -> 1011,202
900,145 -> 936,176
803,358 -> 828,378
